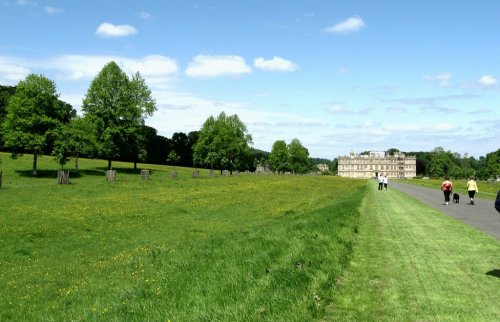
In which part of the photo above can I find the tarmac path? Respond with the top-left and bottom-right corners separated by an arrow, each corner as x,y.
389,181 -> 500,240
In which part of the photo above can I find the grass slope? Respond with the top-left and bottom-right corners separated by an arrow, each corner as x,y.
329,181 -> 500,321
0,153 -> 366,321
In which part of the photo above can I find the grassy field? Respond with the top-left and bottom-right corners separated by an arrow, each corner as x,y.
397,178 -> 499,200
0,152 -> 366,321
330,181 -> 500,321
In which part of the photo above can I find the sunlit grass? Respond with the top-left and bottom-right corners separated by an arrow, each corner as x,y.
0,152 -> 366,321
329,181 -> 500,321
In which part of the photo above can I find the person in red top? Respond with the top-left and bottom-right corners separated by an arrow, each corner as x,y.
441,176 -> 453,205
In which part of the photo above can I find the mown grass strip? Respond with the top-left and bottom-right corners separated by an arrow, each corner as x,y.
329,181 -> 500,321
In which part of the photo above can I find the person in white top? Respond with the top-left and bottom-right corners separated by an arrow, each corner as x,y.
383,175 -> 388,190
378,174 -> 383,190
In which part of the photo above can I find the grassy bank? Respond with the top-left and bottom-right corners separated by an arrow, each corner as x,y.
0,153 -> 366,321
330,181 -> 500,321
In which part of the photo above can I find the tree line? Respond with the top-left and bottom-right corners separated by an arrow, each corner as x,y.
0,62 -> 316,175
405,147 -> 499,180
363,148 -> 498,180
0,63 -> 497,178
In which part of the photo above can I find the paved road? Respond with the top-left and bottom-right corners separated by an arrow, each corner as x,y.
389,182 -> 500,240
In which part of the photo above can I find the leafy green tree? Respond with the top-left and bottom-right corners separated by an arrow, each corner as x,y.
2,74 -> 74,175
483,149 -> 499,179
82,62 -> 156,170
126,72 -> 157,170
139,125 -> 171,165
386,148 -> 400,156
288,138 -> 311,174
427,147 -> 454,177
52,117 -> 95,171
167,150 -> 180,171
0,85 -> 16,150
171,132 -> 190,166
268,140 -> 289,172
193,112 -> 252,174
186,131 -> 199,167
331,157 -> 339,174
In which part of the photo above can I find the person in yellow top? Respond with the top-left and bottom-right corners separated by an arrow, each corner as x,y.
466,176 -> 478,205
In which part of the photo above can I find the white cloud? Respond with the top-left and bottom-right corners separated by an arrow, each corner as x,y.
44,6 -> 63,15
49,55 -> 116,80
0,60 -> 31,84
386,123 -> 454,133
436,73 -> 452,86
324,16 -> 365,34
46,55 -> 178,81
121,55 -> 178,77
0,54 -> 178,93
139,12 -> 153,20
185,55 -> 252,78
370,129 -> 392,136
326,104 -> 348,114
96,22 -> 137,37
386,107 -> 407,114
424,72 -> 452,86
479,75 -> 497,86
254,56 -> 297,72
16,0 -> 36,6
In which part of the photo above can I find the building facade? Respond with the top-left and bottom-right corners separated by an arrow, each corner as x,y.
338,151 -> 416,179
317,163 -> 329,173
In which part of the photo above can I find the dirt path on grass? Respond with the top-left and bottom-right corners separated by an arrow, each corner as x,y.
390,181 -> 500,239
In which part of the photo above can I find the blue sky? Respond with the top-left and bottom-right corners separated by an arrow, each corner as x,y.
1,0 -> 499,159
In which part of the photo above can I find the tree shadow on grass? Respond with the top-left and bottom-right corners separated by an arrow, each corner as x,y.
95,167 -> 156,175
15,167 -> 155,179
486,269 -> 500,278
15,169 -> 105,178
15,169 -> 60,178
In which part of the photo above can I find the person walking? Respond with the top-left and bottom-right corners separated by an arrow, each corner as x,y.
378,174 -> 384,190
466,176 -> 478,205
495,190 -> 500,213
441,176 -> 453,205
383,175 -> 388,190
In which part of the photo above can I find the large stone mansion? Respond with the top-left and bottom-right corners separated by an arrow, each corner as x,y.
338,150 -> 416,179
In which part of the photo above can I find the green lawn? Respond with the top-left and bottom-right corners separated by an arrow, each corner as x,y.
0,153 -> 366,321
2,153 -> 499,321
329,181 -> 500,321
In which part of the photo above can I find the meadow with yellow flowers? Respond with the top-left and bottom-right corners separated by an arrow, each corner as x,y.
0,152 -> 366,321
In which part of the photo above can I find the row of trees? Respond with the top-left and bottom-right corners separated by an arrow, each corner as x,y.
0,84 -> 203,170
0,65 -> 497,178
266,139 -> 315,174
193,112 -> 253,174
406,147 -> 499,180
1,63 -> 160,175
0,62 -> 311,175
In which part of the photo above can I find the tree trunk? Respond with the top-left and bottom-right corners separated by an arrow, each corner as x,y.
108,159 -> 112,170
74,154 -> 79,173
134,161 -> 137,170
32,154 -> 38,176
